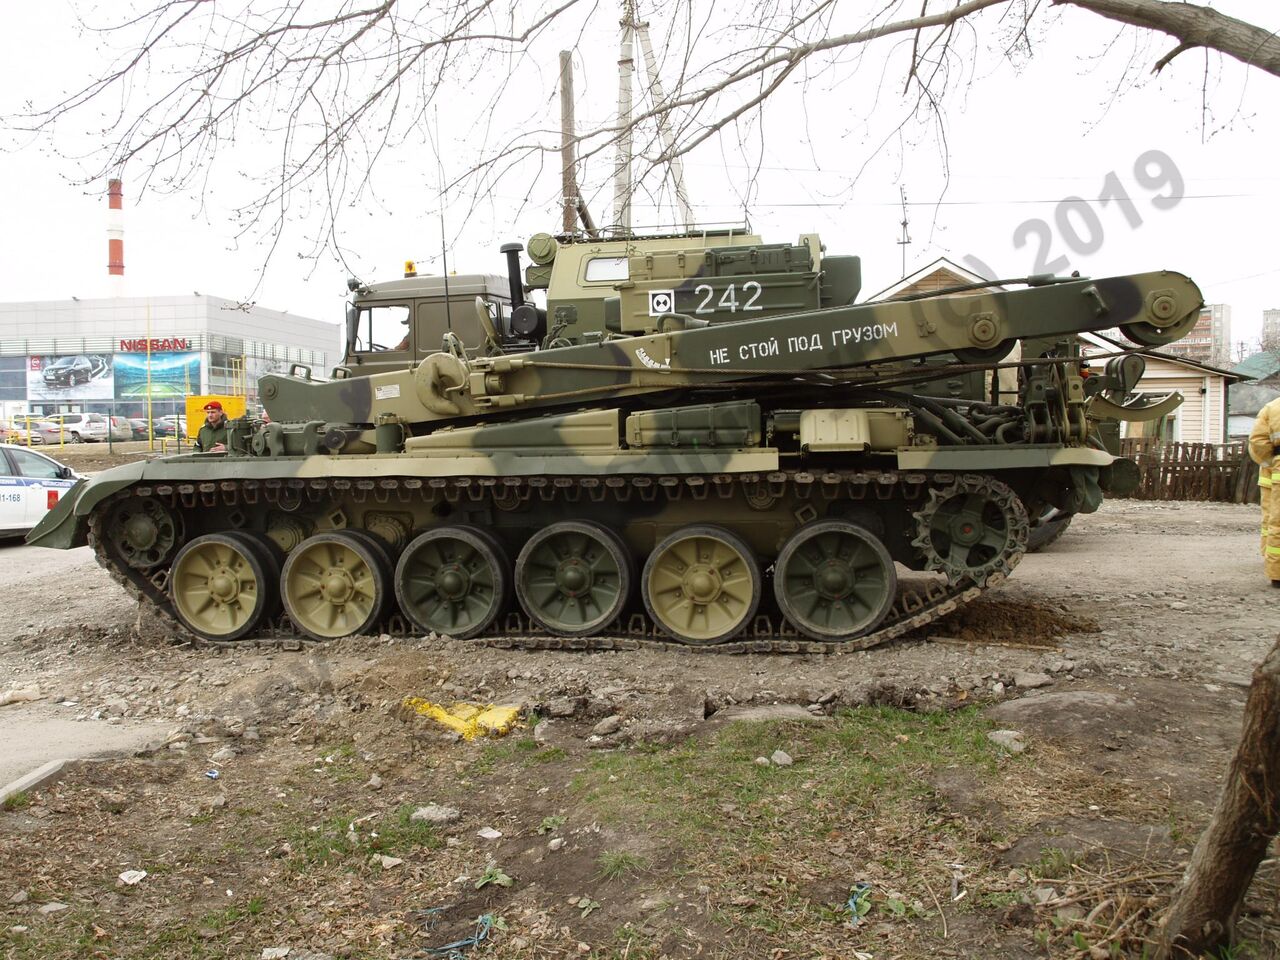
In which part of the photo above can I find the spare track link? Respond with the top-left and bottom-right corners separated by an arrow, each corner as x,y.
87,469 -> 1022,655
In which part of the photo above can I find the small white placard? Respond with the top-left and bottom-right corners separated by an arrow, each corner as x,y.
648,289 -> 675,316
375,384 -> 401,400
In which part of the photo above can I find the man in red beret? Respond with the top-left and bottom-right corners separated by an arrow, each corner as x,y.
195,400 -> 229,453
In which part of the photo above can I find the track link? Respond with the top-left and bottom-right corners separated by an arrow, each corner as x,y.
87,469 -> 1023,655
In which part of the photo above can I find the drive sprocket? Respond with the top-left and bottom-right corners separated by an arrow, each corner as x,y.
911,475 -> 1029,586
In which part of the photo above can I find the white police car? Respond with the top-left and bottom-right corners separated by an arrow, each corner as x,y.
0,444 -> 80,539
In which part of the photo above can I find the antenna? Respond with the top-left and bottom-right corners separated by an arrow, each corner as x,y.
897,185 -> 912,279
432,109 -> 452,338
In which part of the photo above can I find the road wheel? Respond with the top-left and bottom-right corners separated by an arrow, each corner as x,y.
643,525 -> 761,645
225,530 -> 284,618
515,521 -> 632,636
169,533 -> 272,642
395,526 -> 509,639
70,432 -> 82,443
774,521 -> 897,641
1027,509 -> 1075,553
281,531 -> 390,641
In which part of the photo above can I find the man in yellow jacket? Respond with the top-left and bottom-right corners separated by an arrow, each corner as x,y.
1248,396 -> 1280,585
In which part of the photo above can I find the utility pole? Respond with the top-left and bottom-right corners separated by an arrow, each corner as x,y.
559,51 -> 578,235
897,185 -> 912,279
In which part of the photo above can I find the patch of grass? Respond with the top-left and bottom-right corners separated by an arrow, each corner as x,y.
571,705 -> 1002,848
1032,846 -> 1076,880
2,790 -> 30,811
288,804 -> 442,869
597,849 -> 646,880
603,926 -> 663,960
470,736 -> 562,776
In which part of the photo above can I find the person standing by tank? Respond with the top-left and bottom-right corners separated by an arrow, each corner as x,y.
194,400 -> 229,453
1248,396 -> 1280,585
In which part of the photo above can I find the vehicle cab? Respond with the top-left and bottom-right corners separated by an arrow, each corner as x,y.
342,272 -> 520,378
0,444 -> 79,538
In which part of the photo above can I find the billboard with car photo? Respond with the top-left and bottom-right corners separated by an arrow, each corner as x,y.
26,354 -> 114,401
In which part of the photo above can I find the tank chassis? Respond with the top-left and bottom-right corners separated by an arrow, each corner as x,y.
30,241 -> 1202,651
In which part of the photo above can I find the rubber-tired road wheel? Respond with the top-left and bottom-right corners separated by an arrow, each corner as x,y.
774,520 -> 897,641
225,530 -> 284,619
169,532 -> 272,642
281,530 -> 390,641
515,520 -> 632,637
642,524 -> 761,645
395,525 -> 510,639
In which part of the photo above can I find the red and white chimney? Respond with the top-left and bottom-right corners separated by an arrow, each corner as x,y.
107,177 -> 125,296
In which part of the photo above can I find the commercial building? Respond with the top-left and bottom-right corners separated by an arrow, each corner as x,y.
0,294 -> 340,423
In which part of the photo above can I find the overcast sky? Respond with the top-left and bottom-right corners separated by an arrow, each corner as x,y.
1,1 -> 1276,357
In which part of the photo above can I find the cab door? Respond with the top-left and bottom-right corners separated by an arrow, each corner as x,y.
0,448 -> 25,534
7,446 -> 76,526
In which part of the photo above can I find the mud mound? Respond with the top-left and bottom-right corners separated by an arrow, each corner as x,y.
932,598 -> 1100,648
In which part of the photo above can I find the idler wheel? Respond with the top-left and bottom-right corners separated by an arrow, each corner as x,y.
642,525 -> 761,645
395,526 -> 510,640
169,533 -> 272,642
515,521 -> 632,637
281,531 -> 390,641
774,521 -> 897,641
107,498 -> 182,569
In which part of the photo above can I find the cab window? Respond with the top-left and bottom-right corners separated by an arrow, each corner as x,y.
10,448 -> 61,479
415,300 -> 452,354
355,304 -> 412,352
584,257 -> 629,282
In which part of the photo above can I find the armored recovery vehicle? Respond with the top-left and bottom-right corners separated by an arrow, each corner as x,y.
29,230 -> 1201,651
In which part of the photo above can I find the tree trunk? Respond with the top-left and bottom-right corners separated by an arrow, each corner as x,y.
1155,636 -> 1280,958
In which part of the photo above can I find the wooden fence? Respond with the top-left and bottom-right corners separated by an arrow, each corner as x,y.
1118,438 -> 1258,504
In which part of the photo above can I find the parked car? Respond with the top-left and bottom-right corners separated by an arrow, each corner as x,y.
108,416 -> 133,442
40,412 -> 111,443
41,355 -> 108,388
29,420 -> 70,444
127,418 -> 149,439
154,416 -> 188,439
0,444 -> 79,539
0,420 -> 44,445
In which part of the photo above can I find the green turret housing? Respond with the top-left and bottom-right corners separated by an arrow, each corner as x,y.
28,228 -> 1203,651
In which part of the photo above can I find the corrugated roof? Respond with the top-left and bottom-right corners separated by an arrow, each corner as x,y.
1230,351 -> 1280,382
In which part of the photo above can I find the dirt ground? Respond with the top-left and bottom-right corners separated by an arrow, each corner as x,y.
1,497 -> 1278,959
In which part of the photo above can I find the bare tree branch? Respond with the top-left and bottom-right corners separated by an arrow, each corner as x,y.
4,0 -> 1273,272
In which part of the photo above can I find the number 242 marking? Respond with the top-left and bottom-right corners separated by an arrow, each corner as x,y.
694,281 -> 763,315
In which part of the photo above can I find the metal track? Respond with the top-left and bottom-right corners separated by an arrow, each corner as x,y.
86,469 -> 1023,656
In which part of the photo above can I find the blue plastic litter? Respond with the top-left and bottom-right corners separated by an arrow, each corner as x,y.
413,909 -> 494,959
204,769 -> 220,780
847,882 -> 873,925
